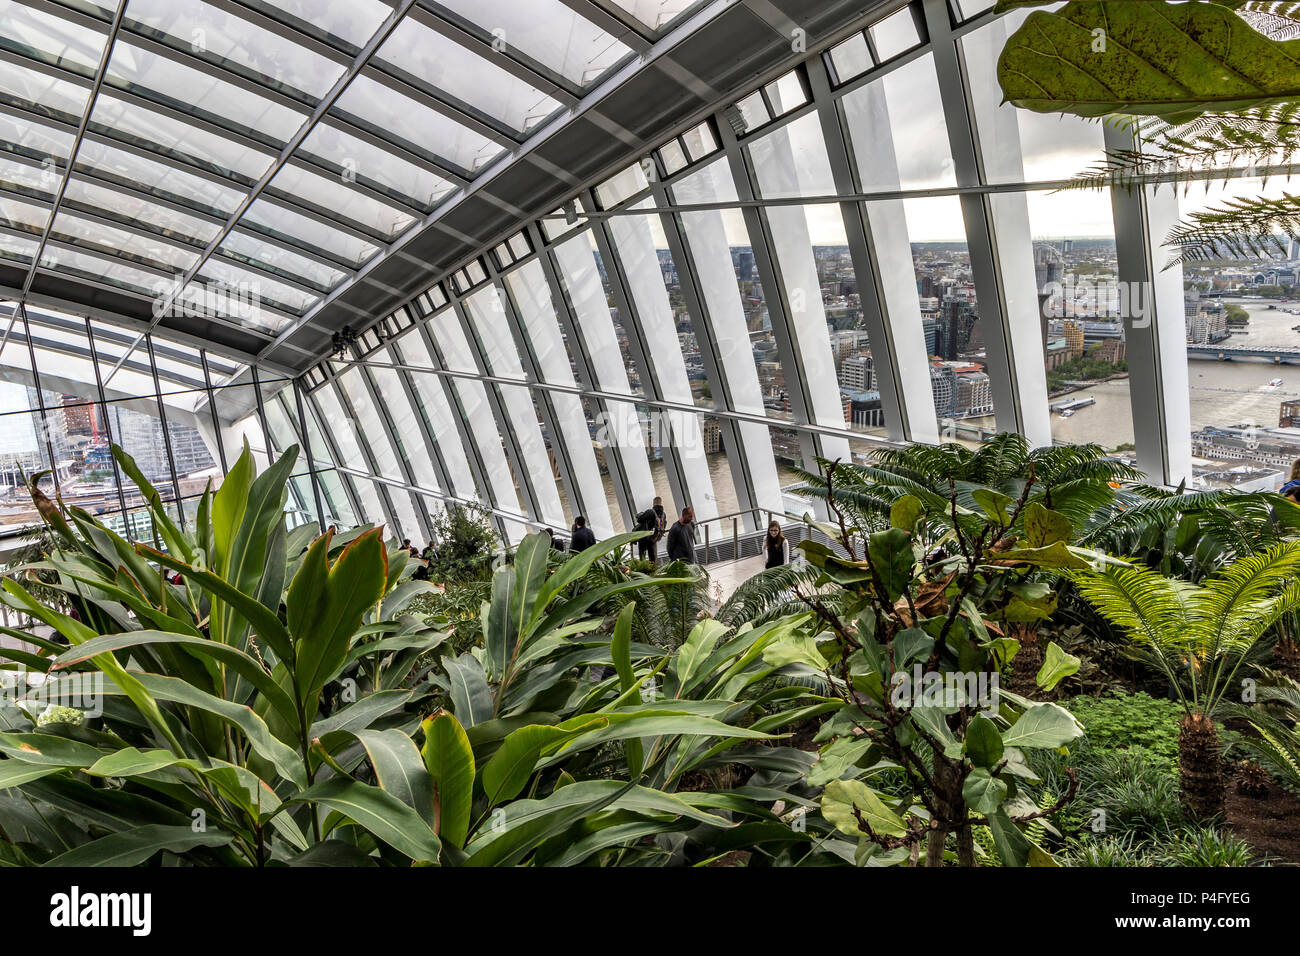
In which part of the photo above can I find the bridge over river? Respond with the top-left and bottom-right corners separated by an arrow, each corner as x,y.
1186,344 -> 1300,364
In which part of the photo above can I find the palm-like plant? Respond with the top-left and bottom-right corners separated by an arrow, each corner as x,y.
1070,542 -> 1300,816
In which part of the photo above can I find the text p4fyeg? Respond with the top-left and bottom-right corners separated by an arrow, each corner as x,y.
50,886 -> 152,937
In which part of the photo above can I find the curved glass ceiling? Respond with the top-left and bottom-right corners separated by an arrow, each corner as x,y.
0,0 -> 696,344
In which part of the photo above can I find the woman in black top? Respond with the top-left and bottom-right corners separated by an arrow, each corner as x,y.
764,520 -> 786,569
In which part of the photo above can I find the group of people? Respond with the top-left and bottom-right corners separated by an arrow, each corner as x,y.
563,496 -> 788,570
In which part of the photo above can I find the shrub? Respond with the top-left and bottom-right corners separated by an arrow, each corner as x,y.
1065,691 -> 1183,773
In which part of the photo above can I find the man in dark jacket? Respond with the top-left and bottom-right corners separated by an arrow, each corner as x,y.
569,515 -> 596,553
665,507 -> 696,563
635,496 -> 667,562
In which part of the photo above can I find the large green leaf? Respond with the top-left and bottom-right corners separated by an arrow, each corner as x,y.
353,729 -> 434,827
962,768 -> 1008,816
820,779 -> 907,839
609,602 -> 643,777
480,721 -> 603,809
288,778 -> 440,863
1036,642 -> 1081,692
964,714 -> 1005,768
1001,702 -> 1084,750
51,630 -> 297,728
868,528 -> 913,603
998,1 -> 1300,121
43,824 -> 232,866
442,652 -> 493,727
420,711 -> 474,850
291,528 -> 387,708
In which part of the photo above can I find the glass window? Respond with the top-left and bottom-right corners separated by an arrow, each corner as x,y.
335,75 -> 505,174
301,122 -> 455,209
841,52 -> 955,193
869,6 -> 922,61
124,0 -> 347,99
378,18 -> 560,133
106,41 -> 310,144
392,329 -> 478,501
432,0 -> 631,86
961,12 -> 1105,184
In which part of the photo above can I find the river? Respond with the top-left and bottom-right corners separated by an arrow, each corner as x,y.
966,299 -> 1300,449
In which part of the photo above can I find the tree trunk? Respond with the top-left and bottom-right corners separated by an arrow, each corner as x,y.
1008,623 -> 1043,697
1179,711 -> 1224,818
955,824 -> 976,867
925,827 -> 946,867
1275,635 -> 1300,682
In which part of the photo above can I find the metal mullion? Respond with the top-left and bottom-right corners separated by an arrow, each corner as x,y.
83,314 -> 132,520
326,373 -> 404,534
380,337 -> 458,515
488,266 -> 589,526
715,114 -> 821,469
303,385 -> 367,527
412,319 -> 509,540
584,187 -> 699,518
528,223 -> 636,529
199,350 -> 229,474
354,350 -> 435,541
290,378 -> 328,531
143,336 -> 188,530
921,0 -> 1048,445
806,55 -> 936,444
448,298 -> 546,525
649,178 -> 760,529
16,303 -> 63,500
1105,124 -> 1190,487
410,3 -> 583,105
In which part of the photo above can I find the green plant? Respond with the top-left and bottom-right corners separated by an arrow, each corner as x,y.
1070,543 -> 1300,817
1160,825 -> 1257,866
426,502 -> 499,584
1064,691 -> 1184,772
1226,674 -> 1300,791
760,438 -> 1131,866
1061,832 -> 1162,867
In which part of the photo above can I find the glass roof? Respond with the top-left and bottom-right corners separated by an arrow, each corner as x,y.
0,0 -> 684,346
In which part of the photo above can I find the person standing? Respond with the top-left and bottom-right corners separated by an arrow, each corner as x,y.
764,520 -> 786,569
569,515 -> 596,553
636,496 -> 667,562
665,506 -> 696,563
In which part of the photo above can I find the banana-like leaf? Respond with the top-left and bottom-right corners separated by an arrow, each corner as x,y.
43,824 -> 233,867
420,711 -> 474,850
51,630 -> 297,729
289,528 -> 387,709
287,778 -> 440,863
353,728 -> 434,827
